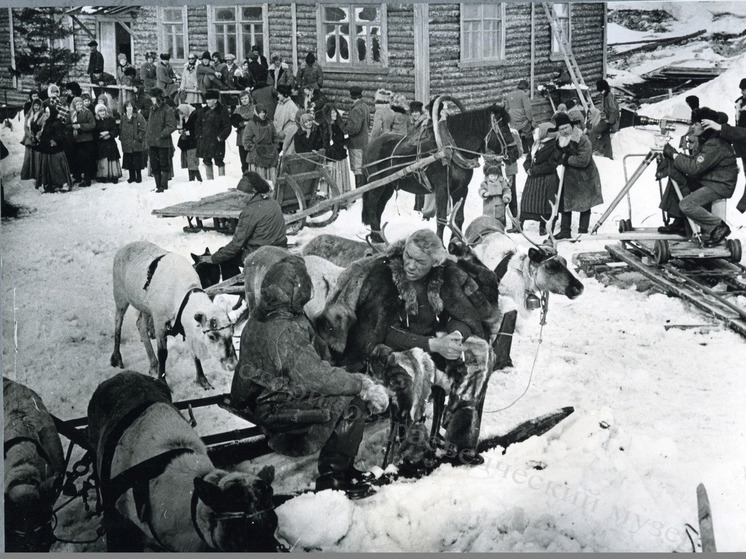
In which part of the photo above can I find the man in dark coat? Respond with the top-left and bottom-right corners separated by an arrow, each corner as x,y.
144,87 -> 177,193
703,112 -> 746,213
194,89 -> 231,179
231,255 -> 388,497
662,107 -> 738,246
321,230 -> 496,468
198,172 -> 287,277
342,86 -> 370,189
140,51 -> 158,92
87,40 -> 104,83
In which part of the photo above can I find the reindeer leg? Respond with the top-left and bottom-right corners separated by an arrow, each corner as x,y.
194,358 -> 214,391
156,335 -> 170,391
110,303 -> 128,368
492,310 -> 518,370
136,312 -> 159,377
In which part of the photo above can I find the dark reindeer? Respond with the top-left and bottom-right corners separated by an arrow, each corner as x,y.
362,96 -> 516,243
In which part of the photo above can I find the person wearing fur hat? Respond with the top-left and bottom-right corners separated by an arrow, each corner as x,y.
140,51 -> 158,92
330,229 -> 496,470
231,254 -> 387,498
144,87 -> 177,193
589,79 -> 619,159
273,84 -> 299,153
369,89 -> 394,142
295,51 -> 323,108
93,103 -> 122,183
196,51 -> 227,95
658,107 -> 737,245
520,122 -> 562,235
156,53 -> 179,103
120,100 -> 148,183
65,96 -> 96,186
343,85 -> 370,189
242,103 -> 278,183
553,111 -> 603,239
195,89 -> 231,180
197,171 -> 287,274
478,163 -> 512,227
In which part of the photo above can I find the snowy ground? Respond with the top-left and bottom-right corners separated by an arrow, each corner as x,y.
2,3 -> 746,553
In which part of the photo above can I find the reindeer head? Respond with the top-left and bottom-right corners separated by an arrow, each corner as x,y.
192,465 -> 280,552
192,310 -> 237,371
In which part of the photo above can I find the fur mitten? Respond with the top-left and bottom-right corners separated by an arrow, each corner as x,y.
359,376 -> 390,415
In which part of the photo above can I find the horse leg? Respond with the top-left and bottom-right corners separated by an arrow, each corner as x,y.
136,312 -> 158,377
110,302 -> 129,368
434,186 -> 450,241
365,185 -> 393,244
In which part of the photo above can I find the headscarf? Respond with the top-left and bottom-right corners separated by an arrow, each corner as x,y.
94,103 -> 109,118
255,256 -> 313,320
177,103 -> 195,120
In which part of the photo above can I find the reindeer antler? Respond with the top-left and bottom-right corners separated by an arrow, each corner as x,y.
446,198 -> 469,245
541,195 -> 561,253
506,208 -> 544,251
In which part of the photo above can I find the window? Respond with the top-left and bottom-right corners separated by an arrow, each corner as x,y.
320,4 -> 386,66
159,7 -> 187,61
550,3 -> 571,56
461,3 -> 505,63
210,5 -> 264,61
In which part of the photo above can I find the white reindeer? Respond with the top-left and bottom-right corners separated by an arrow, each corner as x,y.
110,241 -> 237,390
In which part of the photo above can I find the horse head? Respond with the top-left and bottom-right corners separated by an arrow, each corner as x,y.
192,465 -> 281,552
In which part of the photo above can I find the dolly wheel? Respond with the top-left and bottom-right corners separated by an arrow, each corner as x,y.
727,238 -> 742,264
654,239 -> 671,265
618,219 -> 632,233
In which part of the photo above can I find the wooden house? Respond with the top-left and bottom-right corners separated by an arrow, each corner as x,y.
1,2 -> 607,119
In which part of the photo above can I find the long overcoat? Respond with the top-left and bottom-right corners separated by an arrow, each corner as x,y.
195,103 -> 231,161
557,129 -> 603,212
119,112 -> 148,153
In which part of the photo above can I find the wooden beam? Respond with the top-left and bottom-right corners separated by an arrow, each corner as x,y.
69,13 -> 96,40
530,3 -> 535,100
117,20 -> 138,41
291,3 -> 298,77
413,3 -> 429,103
8,8 -> 17,89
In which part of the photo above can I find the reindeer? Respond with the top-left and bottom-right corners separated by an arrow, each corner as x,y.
4,378 -> 66,552
88,371 -> 281,552
301,233 -> 386,267
110,241 -> 237,390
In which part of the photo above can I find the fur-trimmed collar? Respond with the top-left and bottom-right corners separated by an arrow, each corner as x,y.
386,240 -> 444,316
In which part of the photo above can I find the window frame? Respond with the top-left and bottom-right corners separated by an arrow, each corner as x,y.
549,3 -> 572,61
459,3 -> 506,68
158,6 -> 188,64
207,4 -> 267,62
316,3 -> 388,73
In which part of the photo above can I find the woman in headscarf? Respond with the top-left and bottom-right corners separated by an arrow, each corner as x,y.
36,103 -> 72,193
65,96 -> 97,187
242,103 -> 278,183
93,103 -> 122,183
519,122 -> 562,236
21,97 -> 44,186
176,103 -> 201,182
120,100 -> 148,183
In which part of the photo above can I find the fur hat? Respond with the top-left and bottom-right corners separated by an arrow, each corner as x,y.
160,52 -> 171,61
149,87 -> 164,98
201,51 -> 211,61
94,103 -> 108,115
276,84 -> 292,98
567,106 -> 585,125
349,86 -> 363,98
517,79 -> 529,90
117,53 -> 128,62
71,96 -> 83,107
691,107 -> 720,124
254,103 -> 267,114
305,52 -> 316,65
374,89 -> 392,103
552,111 -> 572,128
204,89 -> 220,100
237,171 -> 271,194
483,164 -> 502,177
740,78 -> 746,90
685,95 -> 700,110
390,93 -> 407,109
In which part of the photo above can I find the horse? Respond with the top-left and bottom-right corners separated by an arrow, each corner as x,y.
362,95 -> 517,243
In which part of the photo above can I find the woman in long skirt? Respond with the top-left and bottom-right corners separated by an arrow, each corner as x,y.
520,122 -> 562,235
93,104 -> 122,183
20,98 -> 44,185
176,103 -> 201,181
36,104 -> 72,192
243,103 -> 278,183
320,102 -> 352,196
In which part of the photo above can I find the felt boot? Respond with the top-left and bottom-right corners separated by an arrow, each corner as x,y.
204,164 -> 214,181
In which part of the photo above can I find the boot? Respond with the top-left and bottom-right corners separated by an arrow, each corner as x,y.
316,397 -> 375,499
127,170 -> 135,183
657,217 -> 686,235
188,170 -> 195,182
153,172 -> 163,193
204,164 -> 214,181
492,310 -> 517,370
194,170 -> 203,182
217,165 -> 226,177
159,173 -> 169,192
578,210 -> 591,234
135,169 -> 142,183
554,211 -> 573,240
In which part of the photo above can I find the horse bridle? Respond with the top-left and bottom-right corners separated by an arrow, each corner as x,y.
189,475 -> 277,552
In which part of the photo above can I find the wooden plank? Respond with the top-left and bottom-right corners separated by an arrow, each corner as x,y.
697,483 -> 717,552
605,244 -> 746,337
152,190 -> 249,218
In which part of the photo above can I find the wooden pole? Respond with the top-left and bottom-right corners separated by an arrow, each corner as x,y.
697,483 -> 716,552
284,153 -> 443,224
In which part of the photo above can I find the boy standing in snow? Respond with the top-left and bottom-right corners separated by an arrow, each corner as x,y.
478,164 -> 512,226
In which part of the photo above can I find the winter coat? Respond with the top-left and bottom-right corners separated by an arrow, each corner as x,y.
119,112 -> 148,153
479,177 -> 512,220
292,125 -> 324,154
140,61 -> 157,91
595,91 -> 620,134
505,88 -> 534,133
196,63 -> 226,94
231,103 -> 254,147
66,107 -> 96,143
145,102 -> 177,149
177,110 -> 198,151
323,120 -> 347,161
195,103 -> 232,160
156,62 -> 178,98
343,98 -> 370,150
37,117 -> 67,155
369,103 -> 394,141
22,108 -> 43,146
211,192 -> 287,265
296,63 -> 323,91
231,256 -> 364,456
247,58 -> 269,88
521,140 -> 561,217
273,97 -> 299,144
390,106 -> 410,136
87,50 -> 104,76
242,116 -> 278,168
94,116 -> 121,161
557,128 -> 603,212
672,135 -> 738,199
269,63 -> 295,90
179,64 -> 202,104
339,242 -> 494,370
116,63 -> 135,86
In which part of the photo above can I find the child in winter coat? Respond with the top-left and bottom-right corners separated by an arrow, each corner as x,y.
119,101 -> 147,183
93,103 -> 122,183
478,163 -> 512,226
